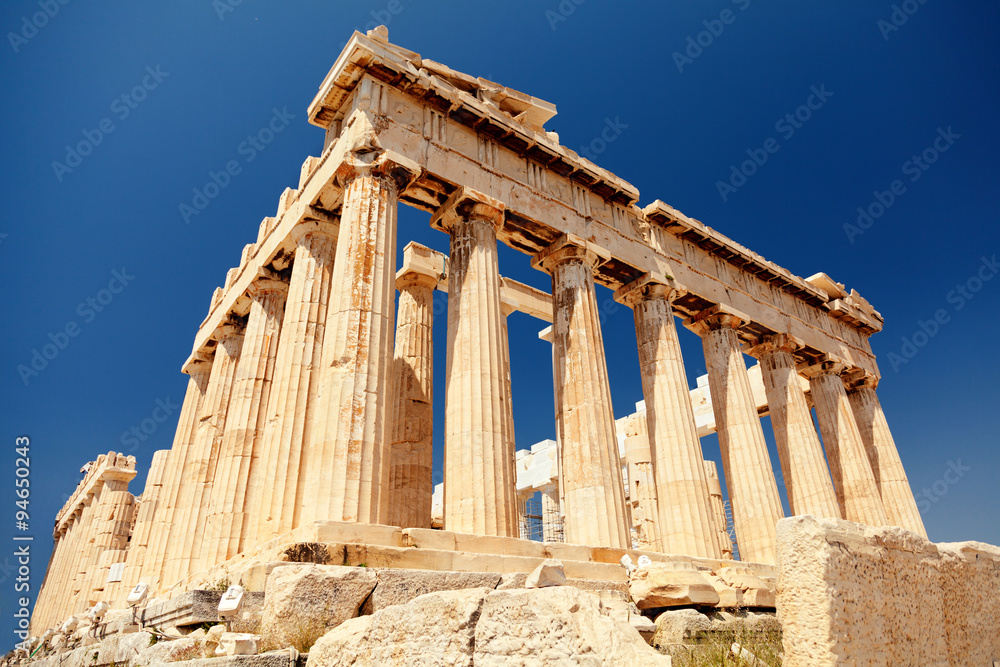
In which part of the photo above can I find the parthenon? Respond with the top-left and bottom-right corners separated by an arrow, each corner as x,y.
28,26 -> 929,644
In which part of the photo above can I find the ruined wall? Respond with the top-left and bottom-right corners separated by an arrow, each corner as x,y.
776,515 -> 1000,666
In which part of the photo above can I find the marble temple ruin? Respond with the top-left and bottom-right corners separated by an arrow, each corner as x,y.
29,27 -> 930,640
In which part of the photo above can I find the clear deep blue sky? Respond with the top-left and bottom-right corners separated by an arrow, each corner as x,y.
2,0 -> 998,648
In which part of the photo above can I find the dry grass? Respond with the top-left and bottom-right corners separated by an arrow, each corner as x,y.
660,612 -> 783,667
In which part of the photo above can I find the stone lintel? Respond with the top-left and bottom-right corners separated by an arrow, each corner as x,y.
429,186 -> 506,234
613,271 -> 684,308
531,233 -> 611,274
395,241 -> 553,321
499,277 -> 553,322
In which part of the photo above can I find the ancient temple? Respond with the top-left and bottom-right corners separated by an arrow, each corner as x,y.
29,27 -> 925,634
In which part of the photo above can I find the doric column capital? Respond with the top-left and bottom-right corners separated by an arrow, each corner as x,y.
842,367 -> 879,392
430,186 -> 506,234
687,304 -> 751,336
336,146 -> 421,192
182,351 -> 213,376
748,333 -> 805,359
247,276 -> 289,299
396,241 -> 446,291
531,233 -> 610,274
290,218 -> 339,244
613,271 -> 684,308
799,354 -> 850,380
215,320 -> 246,356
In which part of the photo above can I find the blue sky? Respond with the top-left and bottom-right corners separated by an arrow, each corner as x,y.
2,0 -> 998,648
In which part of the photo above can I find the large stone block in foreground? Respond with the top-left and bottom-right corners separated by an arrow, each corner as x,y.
776,515 -> 1000,666
308,585 -> 671,666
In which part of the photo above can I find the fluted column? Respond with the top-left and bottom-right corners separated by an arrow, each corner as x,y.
532,234 -> 629,548
143,359 -> 212,590
385,244 -> 440,529
703,460 -> 733,558
45,512 -> 84,628
202,278 -> 287,568
30,526 -> 63,630
540,487 -> 562,543
623,414 -> 661,551
63,497 -> 97,616
431,187 -> 518,537
751,335 -> 840,519
845,374 -> 927,536
617,274 -> 722,558
84,469 -> 136,602
119,449 -> 169,598
166,323 -> 245,585
805,360 -> 888,526
247,219 -> 338,547
690,306 -> 784,564
307,152 -> 417,525
33,521 -> 72,630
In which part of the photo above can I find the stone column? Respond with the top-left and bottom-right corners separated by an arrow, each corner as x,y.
306,151 -> 418,525
32,522 -> 70,631
532,234 -> 629,548
845,373 -> 927,536
143,358 -> 212,590
119,449 -> 169,597
690,306 -> 784,564
540,487 -> 563,543
751,335 -> 840,519
703,460 -> 733,558
804,360 -> 888,526
202,277 -> 288,568
616,274 -> 722,558
165,322 -> 245,586
64,496 -> 97,616
516,495 -> 530,539
385,244 -> 440,529
246,219 -> 338,547
623,413 -> 661,552
83,464 -> 137,602
432,187 -> 518,537
41,511 -> 84,628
